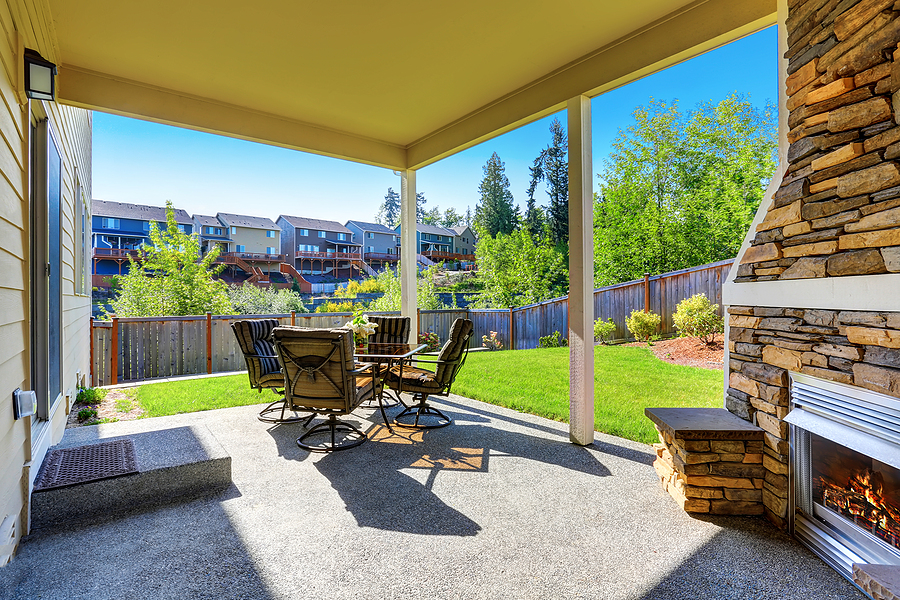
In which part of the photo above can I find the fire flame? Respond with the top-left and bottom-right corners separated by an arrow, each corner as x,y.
815,467 -> 900,550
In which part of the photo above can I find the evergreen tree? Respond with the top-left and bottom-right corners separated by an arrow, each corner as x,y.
544,118 -> 569,245
376,187 -> 401,227
442,207 -> 463,228
474,152 -> 516,237
465,206 -> 472,227
523,153 -> 547,236
422,205 -> 442,225
416,192 -> 427,223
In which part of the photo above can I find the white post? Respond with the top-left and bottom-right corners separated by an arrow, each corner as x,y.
568,95 -> 595,446
400,169 -> 418,342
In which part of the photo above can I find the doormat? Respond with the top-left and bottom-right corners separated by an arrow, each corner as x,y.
34,439 -> 138,491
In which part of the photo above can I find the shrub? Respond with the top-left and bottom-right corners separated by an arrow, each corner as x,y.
418,331 -> 441,352
75,386 -> 106,405
77,407 -> 98,422
315,300 -> 367,313
593,318 -> 617,345
538,331 -> 568,348
482,331 -> 503,351
625,309 -> 661,342
228,283 -> 308,315
672,293 -> 723,345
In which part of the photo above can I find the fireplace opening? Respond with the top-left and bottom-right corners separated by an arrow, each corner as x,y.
811,434 -> 900,553
786,373 -> 900,583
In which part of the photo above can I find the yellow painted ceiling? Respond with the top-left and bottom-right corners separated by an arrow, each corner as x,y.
47,0 -> 774,167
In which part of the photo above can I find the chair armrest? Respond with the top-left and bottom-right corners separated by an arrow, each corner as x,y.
351,362 -> 377,374
245,353 -> 277,360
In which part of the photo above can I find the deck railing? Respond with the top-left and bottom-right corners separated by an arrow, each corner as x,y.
90,259 -> 733,385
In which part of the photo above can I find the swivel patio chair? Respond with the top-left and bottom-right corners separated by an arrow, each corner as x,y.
231,319 -> 314,425
272,326 -> 378,452
384,317 -> 473,429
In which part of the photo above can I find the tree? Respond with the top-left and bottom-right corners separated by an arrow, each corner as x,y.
416,192 -> 427,223
368,263 -> 446,311
376,187 -> 401,228
474,226 -> 568,309
544,118 -> 569,245
422,205 -> 442,226
109,201 -> 232,316
227,283 -> 308,315
525,118 -> 568,245
465,206 -> 472,227
441,207 -> 464,228
594,95 -> 777,286
474,152 -> 517,237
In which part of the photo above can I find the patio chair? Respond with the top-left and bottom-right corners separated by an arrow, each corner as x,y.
368,315 -> 411,344
384,317 -> 473,429
231,319 -> 314,425
272,326 -> 377,452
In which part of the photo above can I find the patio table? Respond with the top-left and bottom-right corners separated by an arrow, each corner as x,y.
354,342 -> 427,433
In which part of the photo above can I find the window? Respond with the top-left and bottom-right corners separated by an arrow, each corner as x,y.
367,246 -> 374,253
299,228 -> 309,236
74,174 -> 88,295
205,226 -> 223,235
102,217 -> 119,229
297,244 -> 317,252
230,226 -> 237,234
318,231 -> 326,238
338,233 -> 346,241
236,244 -> 246,252
266,247 -> 277,254
177,225 -> 185,232
367,232 -> 374,239
387,247 -> 394,255
143,221 -> 150,231
266,230 -> 275,238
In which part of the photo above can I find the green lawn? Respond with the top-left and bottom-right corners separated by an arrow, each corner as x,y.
452,345 -> 723,444
135,374 -> 275,418
132,344 -> 723,445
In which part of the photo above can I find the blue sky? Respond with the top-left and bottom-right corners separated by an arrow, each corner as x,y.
92,26 -> 778,224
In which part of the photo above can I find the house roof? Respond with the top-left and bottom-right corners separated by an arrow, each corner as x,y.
279,215 -> 352,235
92,199 -> 192,225
416,224 -> 456,236
53,1 -> 771,170
452,226 -> 474,237
345,221 -> 396,235
193,214 -> 223,226
216,213 -> 278,230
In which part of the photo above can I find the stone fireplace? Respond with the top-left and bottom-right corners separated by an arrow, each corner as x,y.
721,0 -> 900,594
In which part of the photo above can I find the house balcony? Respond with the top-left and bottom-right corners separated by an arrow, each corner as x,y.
218,251 -> 285,263
93,248 -> 141,260
295,251 -> 362,260
422,250 -> 475,262
364,252 -> 399,262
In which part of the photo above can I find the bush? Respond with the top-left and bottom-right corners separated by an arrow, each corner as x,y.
418,331 -> 440,352
538,331 -> 568,348
315,300 -> 367,313
593,318 -> 617,345
228,283 -> 308,315
77,407 -> 98,422
672,293 -> 723,345
625,309 -> 661,342
482,331 -> 503,351
75,386 -> 106,405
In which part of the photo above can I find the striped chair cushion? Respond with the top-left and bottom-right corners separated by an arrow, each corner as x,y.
369,315 -> 411,344
384,365 -> 443,393
231,319 -> 281,389
435,318 -> 473,386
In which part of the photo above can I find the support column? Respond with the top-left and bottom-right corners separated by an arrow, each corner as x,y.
400,170 -> 418,342
567,95 -> 594,446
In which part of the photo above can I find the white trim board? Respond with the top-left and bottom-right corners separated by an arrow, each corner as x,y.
723,274 -> 900,312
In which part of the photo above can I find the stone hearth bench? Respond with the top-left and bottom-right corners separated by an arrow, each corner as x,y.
645,407 -> 765,515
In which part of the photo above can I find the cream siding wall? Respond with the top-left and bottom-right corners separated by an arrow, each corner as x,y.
0,0 -> 92,562
232,227 -> 279,254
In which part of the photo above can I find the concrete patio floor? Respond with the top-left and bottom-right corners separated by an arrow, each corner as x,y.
1,394 -> 865,600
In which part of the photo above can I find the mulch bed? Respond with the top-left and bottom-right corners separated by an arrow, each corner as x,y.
625,335 -> 724,371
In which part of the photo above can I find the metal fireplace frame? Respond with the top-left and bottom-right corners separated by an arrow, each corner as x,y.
786,373 -> 900,585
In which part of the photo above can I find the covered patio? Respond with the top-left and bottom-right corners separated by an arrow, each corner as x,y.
2,395 -> 861,599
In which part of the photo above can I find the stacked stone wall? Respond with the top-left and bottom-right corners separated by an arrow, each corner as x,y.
738,0 -> 900,282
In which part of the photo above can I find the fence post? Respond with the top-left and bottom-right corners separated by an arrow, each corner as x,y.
509,308 -> 514,351
417,308 -> 421,339
206,312 -> 213,375
110,316 -> 119,385
291,310 -> 296,326
644,273 -> 650,313
89,317 -> 95,387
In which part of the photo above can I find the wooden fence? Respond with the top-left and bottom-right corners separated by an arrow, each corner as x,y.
91,259 -> 733,385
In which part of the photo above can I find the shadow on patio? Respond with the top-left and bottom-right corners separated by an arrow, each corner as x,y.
1,393 -> 865,600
